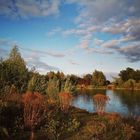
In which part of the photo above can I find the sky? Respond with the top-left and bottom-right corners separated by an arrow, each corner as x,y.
0,0 -> 140,79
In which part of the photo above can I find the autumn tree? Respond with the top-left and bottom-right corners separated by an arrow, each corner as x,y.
93,94 -> 109,115
92,70 -> 106,87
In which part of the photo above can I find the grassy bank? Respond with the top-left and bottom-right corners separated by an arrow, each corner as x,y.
65,107 -> 140,140
0,100 -> 140,140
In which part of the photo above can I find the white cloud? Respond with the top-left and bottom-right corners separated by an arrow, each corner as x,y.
101,39 -> 120,49
118,44 -> 140,62
102,18 -> 140,36
67,0 -> 140,23
77,39 -> 90,50
20,47 -> 65,58
0,0 -> 61,19
64,0 -> 140,62
69,59 -> 79,65
25,52 -> 60,72
93,38 -> 104,46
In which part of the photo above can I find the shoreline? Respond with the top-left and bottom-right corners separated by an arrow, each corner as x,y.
76,86 -> 140,91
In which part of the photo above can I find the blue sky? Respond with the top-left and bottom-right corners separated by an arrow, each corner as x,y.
0,0 -> 140,78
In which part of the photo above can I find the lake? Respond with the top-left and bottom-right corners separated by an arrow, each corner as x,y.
71,89 -> 140,116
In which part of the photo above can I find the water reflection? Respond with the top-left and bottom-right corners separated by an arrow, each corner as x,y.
71,90 -> 140,116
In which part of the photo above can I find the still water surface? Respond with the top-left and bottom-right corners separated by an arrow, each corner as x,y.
71,89 -> 140,116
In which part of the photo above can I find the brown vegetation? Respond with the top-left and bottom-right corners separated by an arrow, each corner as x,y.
59,92 -> 73,112
22,92 -> 47,131
93,94 -> 109,115
3,85 -> 21,104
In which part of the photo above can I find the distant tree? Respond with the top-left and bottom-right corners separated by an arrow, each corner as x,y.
92,70 -> 106,86
134,70 -> 140,82
63,76 -> 76,93
56,71 -> 65,80
47,71 -> 55,79
119,67 -> 135,82
69,74 -> 79,85
120,67 -> 140,81
83,74 -> 92,85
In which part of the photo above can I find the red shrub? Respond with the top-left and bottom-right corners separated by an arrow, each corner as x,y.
93,94 -> 109,115
22,91 -> 47,130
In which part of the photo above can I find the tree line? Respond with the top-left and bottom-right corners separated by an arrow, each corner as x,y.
113,67 -> 140,90
0,46 -> 107,95
0,46 -> 140,95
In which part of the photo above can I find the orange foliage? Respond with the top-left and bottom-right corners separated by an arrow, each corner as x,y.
105,112 -> 121,125
22,91 -> 47,130
4,85 -> 21,104
59,92 -> 73,112
93,94 -> 109,115
47,99 -> 56,105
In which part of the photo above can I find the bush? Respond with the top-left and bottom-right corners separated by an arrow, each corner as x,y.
42,106 -> 80,140
93,94 -> 109,115
22,92 -> 47,131
59,92 -> 73,113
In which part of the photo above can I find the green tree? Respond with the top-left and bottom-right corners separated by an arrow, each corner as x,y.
119,67 -> 135,82
0,46 -> 28,93
135,70 -> 140,82
27,75 -> 37,92
46,75 -> 60,100
47,71 -> 55,79
63,76 -> 75,92
92,70 -> 106,87
28,73 -> 48,94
